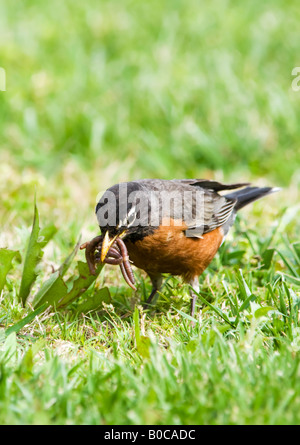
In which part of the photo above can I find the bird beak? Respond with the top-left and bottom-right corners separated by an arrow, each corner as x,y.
101,230 -> 127,262
101,231 -> 117,263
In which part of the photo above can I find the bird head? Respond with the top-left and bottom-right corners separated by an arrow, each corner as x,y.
95,182 -> 154,262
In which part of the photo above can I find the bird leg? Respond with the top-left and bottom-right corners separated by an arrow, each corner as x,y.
143,274 -> 163,308
188,276 -> 200,318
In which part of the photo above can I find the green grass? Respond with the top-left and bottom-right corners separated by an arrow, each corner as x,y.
1,0 -> 300,425
1,0 -> 300,183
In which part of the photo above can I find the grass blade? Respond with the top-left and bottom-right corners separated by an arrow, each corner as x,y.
261,248 -> 275,270
191,288 -> 236,328
5,303 -> 48,337
236,269 -> 252,300
133,307 -> 150,358
234,293 -> 257,326
276,250 -> 298,277
277,272 -> 300,287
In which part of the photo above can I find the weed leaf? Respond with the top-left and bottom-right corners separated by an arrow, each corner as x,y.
33,274 -> 68,308
32,238 -> 82,309
19,200 -> 56,306
57,260 -> 104,308
75,286 -> 111,314
0,249 -> 20,293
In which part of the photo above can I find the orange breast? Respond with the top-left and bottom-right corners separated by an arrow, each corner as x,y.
125,221 -> 223,282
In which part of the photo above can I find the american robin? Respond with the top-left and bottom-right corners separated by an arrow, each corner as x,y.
95,179 -> 279,316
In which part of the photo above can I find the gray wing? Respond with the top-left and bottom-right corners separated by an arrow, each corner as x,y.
138,179 -> 241,237
188,191 -> 237,237
173,179 -> 247,236
136,178 -> 249,192
171,178 -> 250,192
172,179 -> 247,235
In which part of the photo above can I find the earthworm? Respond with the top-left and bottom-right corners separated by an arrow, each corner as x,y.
115,238 -> 136,289
80,235 -> 136,290
82,235 -> 103,275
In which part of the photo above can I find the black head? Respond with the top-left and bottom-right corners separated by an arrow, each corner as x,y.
95,181 -> 156,243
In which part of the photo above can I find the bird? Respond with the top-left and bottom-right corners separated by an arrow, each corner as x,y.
95,179 -> 279,317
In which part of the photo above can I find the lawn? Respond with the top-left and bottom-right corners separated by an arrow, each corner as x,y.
0,0 -> 300,425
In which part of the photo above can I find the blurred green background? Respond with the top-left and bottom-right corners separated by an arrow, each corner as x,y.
1,0 -> 299,213
1,1 -> 300,425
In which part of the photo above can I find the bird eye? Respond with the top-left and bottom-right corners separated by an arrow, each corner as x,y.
127,210 -> 136,227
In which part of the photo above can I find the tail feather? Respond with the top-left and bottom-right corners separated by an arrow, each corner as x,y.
225,186 -> 281,211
